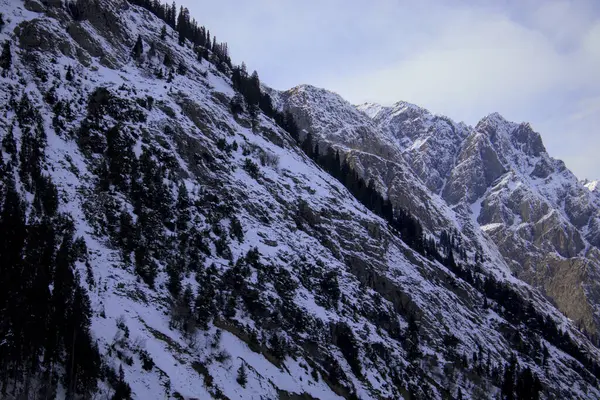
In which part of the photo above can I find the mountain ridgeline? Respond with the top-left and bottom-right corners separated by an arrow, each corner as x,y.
0,0 -> 599,399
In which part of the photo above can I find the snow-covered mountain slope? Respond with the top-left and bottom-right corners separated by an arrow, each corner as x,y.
285,90 -> 600,339
2,1 -> 600,399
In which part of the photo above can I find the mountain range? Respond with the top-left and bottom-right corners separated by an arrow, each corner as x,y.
0,0 -> 599,399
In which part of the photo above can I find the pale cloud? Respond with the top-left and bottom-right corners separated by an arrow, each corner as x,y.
329,14 -> 567,114
569,97 -> 600,122
179,0 -> 600,179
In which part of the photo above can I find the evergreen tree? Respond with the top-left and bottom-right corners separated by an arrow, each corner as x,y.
160,25 -> 167,40
0,179 -> 27,385
320,271 -> 340,309
22,218 -> 54,373
105,124 -> 135,191
131,35 -> 144,60
65,274 -> 101,396
177,61 -> 187,75
405,314 -> 421,363
2,125 -> 18,163
516,367 -> 541,400
111,366 -> 132,400
166,262 -> 182,296
195,276 -> 216,329
236,363 -> 248,387
66,66 -> 74,81
247,71 -> 261,105
301,133 -> 314,159
0,40 -> 11,72
501,356 -> 517,400
118,210 -> 135,255
134,244 -> 157,287
230,93 -> 244,115
169,1 -> 177,27
176,6 -> 190,46
176,183 -> 190,231
163,51 -> 173,67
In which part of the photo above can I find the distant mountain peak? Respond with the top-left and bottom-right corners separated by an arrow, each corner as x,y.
357,100 -> 430,120
476,112 -> 512,130
289,83 -> 322,92
389,100 -> 428,114
584,179 -> 599,192
289,84 -> 341,98
356,102 -> 386,119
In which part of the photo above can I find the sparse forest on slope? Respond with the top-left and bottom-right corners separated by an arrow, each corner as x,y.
0,1 -> 599,399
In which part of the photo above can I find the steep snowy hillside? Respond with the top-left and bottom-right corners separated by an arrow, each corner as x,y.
2,1 -> 600,400
290,91 -> 600,340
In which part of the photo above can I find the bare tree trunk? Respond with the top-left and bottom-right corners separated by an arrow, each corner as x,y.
23,370 -> 30,399
11,361 -> 19,397
68,327 -> 77,399
44,363 -> 53,400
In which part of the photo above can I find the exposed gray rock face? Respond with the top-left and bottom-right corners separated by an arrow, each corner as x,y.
16,18 -> 61,52
67,21 -> 105,58
281,87 -> 600,337
442,132 -> 506,205
72,0 -> 131,48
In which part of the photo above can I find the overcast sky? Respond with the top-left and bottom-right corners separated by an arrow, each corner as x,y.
180,0 -> 600,180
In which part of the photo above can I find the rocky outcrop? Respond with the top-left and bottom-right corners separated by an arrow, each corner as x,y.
442,133 -> 506,205
16,18 -> 63,52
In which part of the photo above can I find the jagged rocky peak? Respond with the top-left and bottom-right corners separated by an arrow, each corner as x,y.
281,84 -> 397,153
358,100 -> 432,128
363,98 -> 470,149
387,100 -> 431,120
286,83 -> 347,106
285,84 -> 353,116
510,122 -> 546,157
475,113 -> 547,157
357,100 -> 429,120
355,101 -> 385,119
357,99 -> 472,194
476,111 -> 512,129
474,113 -> 516,147
584,179 -> 600,193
